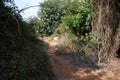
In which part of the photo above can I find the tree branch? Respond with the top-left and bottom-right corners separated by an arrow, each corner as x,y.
18,5 -> 40,13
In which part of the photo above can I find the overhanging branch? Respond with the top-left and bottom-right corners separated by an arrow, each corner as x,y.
18,5 -> 40,13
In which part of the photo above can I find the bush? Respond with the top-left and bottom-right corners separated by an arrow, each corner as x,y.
0,0 -> 54,79
0,38 -> 54,80
38,0 -> 63,36
62,0 -> 92,36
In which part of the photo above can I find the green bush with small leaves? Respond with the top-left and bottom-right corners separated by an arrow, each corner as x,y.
38,0 -> 63,36
62,0 -> 92,36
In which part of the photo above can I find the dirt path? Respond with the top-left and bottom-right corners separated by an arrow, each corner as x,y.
46,43 -> 114,80
45,41 -> 116,80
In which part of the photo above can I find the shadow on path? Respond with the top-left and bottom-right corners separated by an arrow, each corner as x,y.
47,42 -> 114,80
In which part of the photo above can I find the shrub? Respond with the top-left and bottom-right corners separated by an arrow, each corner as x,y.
38,0 -> 63,36
62,0 -> 92,36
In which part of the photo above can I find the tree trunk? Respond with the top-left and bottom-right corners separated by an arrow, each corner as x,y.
92,0 -> 120,61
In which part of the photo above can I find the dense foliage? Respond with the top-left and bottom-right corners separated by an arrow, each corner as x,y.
30,0 -> 92,37
62,0 -> 92,36
38,0 -> 63,36
0,0 -> 53,79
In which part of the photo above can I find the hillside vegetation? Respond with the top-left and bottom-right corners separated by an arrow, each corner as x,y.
0,0 -> 54,80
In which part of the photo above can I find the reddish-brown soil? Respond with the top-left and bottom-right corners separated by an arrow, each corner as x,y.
43,37 -> 120,80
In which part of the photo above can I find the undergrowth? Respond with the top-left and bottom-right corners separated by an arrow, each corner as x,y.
0,20 -> 54,80
53,24 -> 100,68
0,36 -> 54,80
